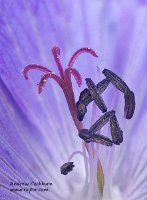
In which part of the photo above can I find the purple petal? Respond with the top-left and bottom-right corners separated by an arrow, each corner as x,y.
0,1 -> 147,199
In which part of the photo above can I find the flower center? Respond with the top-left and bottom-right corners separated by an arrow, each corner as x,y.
22,46 -> 135,198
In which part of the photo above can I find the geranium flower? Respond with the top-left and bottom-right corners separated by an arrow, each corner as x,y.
0,1 -> 147,200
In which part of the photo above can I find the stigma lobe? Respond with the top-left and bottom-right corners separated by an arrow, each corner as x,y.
68,48 -> 98,68
23,64 -> 51,80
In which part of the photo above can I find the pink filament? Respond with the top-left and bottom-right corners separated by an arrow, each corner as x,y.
68,48 -> 98,68
52,46 -> 64,79
23,64 -> 51,80
38,72 -> 66,94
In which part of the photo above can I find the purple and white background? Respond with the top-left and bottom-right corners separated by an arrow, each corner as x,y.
0,0 -> 147,200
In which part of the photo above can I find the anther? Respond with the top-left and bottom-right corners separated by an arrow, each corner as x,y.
88,110 -> 115,135
96,78 -> 110,94
110,114 -> 123,145
60,162 -> 75,175
78,129 -> 113,146
85,78 -> 107,113
91,134 -> 113,146
76,101 -> 87,121
124,90 -> 135,119
78,129 -> 92,143
102,69 -> 130,95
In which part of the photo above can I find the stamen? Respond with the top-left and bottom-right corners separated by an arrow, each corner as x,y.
79,129 -> 92,143
76,101 -> 87,121
102,68 -> 130,94
76,78 -> 110,120
88,110 -> 115,135
79,88 -> 91,104
78,78 -> 110,106
52,46 -> 64,79
110,114 -> 123,145
68,48 -> 98,68
65,68 -> 82,87
22,64 -> 51,80
78,129 -> 113,146
124,91 -> 135,119
60,162 -> 75,175
91,134 -> 113,146
85,78 -> 107,113
96,78 -> 110,94
38,72 -> 66,94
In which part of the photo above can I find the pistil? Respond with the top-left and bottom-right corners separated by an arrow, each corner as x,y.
22,46 -> 106,196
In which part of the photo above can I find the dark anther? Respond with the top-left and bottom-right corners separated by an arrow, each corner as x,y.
76,101 -> 87,121
85,78 -> 107,113
102,69 -> 130,95
78,129 -> 113,147
79,88 -> 92,106
110,114 -> 123,145
78,111 -> 115,147
77,69 -> 135,147
102,69 -> 135,119
78,129 -> 92,143
60,162 -> 75,175
124,90 -> 135,119
96,78 -> 110,94
78,110 -> 124,146
79,78 -> 110,105
91,134 -> 113,146
89,110 -> 115,135
76,78 -> 110,121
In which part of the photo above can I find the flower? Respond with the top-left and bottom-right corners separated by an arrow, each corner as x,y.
0,1 -> 147,200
